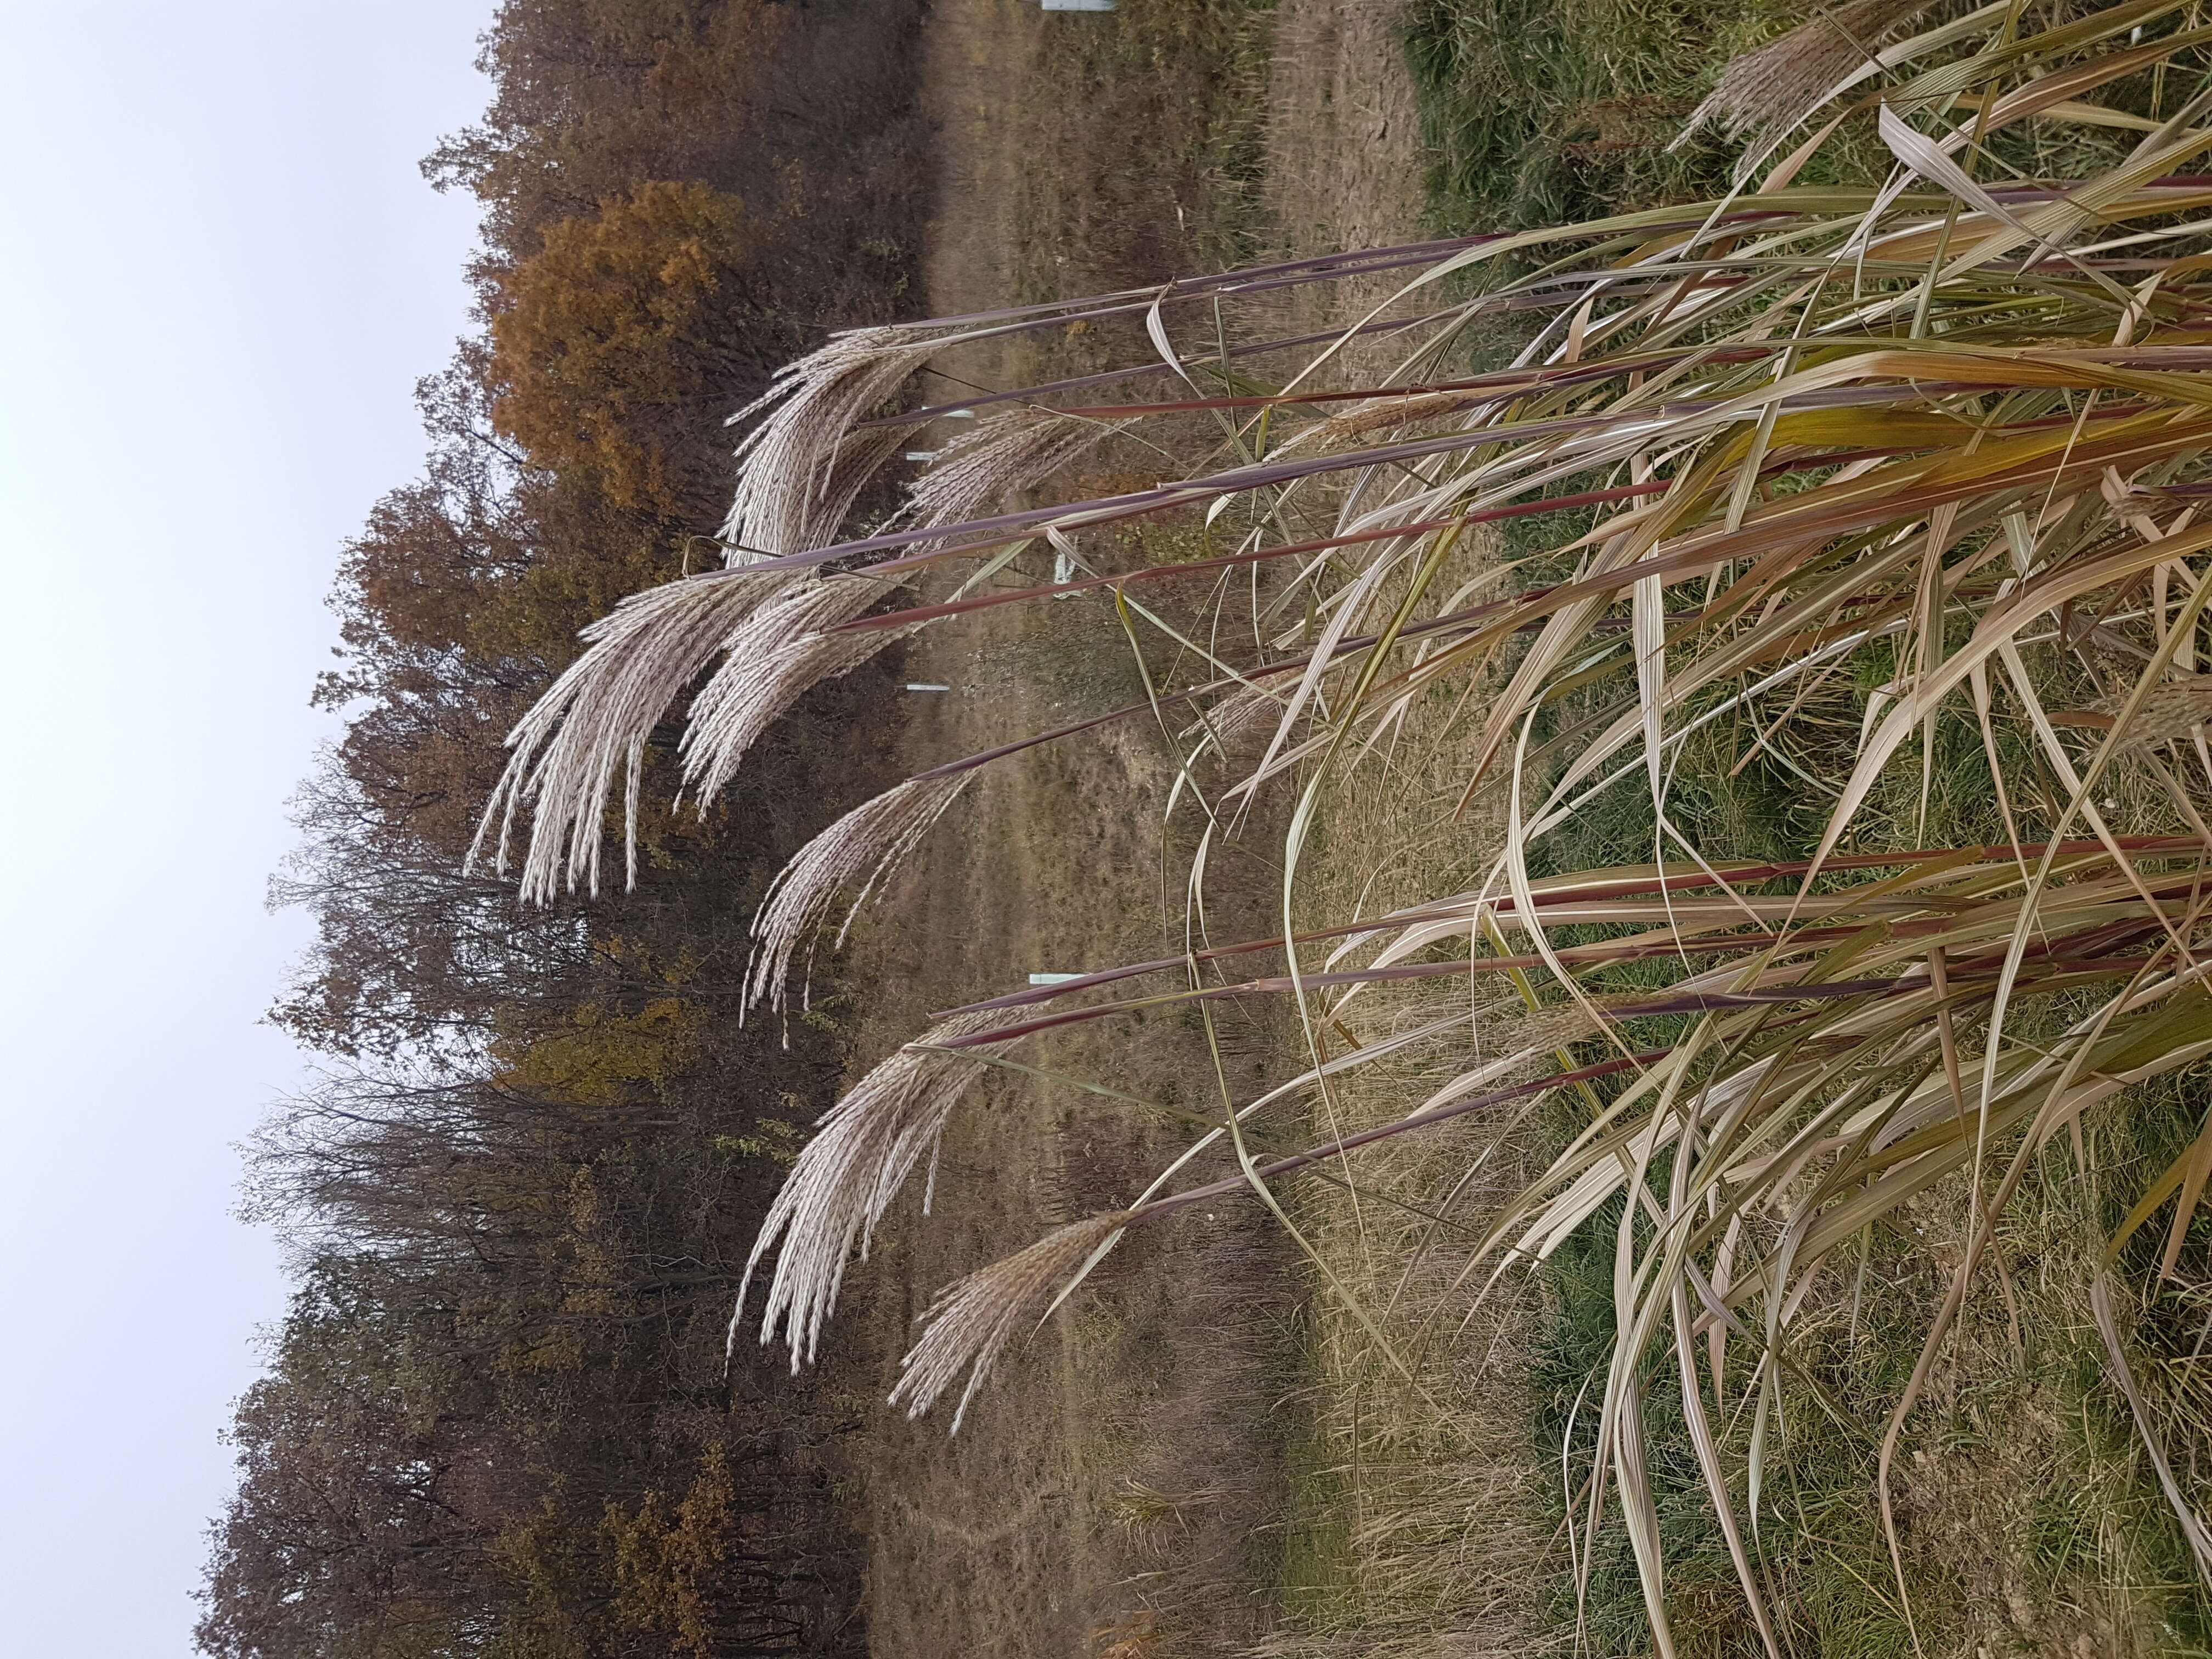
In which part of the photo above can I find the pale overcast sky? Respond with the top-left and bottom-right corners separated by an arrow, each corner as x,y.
0,4 -> 495,1652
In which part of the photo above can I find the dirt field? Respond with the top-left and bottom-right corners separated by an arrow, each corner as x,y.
790,4 -> 1434,1657
1266,0 -> 1426,259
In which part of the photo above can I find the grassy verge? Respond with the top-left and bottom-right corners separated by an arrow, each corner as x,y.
1260,18 -> 2212,1622
1266,563 -> 2212,1656
1252,489 -> 2212,1651
1011,0 -> 1280,300
1403,0 -> 1772,229
1265,498 -> 2212,1654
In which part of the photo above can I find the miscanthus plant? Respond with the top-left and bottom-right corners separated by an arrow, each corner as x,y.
478,2 -> 2212,1644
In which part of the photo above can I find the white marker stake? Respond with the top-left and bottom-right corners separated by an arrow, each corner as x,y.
904,450 -> 939,461
904,683 -> 952,693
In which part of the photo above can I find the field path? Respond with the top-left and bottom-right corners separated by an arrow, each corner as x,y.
814,5 -> 1429,1656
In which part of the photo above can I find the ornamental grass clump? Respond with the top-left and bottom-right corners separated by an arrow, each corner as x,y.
488,2 -> 2212,1641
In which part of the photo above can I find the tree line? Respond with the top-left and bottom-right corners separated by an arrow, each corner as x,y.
198,4 -> 928,1655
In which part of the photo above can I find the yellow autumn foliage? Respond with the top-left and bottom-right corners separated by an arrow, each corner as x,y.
492,997 -> 703,1105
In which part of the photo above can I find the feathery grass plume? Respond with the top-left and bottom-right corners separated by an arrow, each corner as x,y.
721,326 -> 946,555
677,577 -> 884,804
1676,0 -> 1932,146
479,326 -> 928,898
686,414 -> 1118,806
689,625 -> 894,809
888,1209 -> 1132,1431
1198,679 -> 1295,760
733,1010 -> 1022,1370
1317,388 -> 1490,445
901,407 -> 1116,545
2090,672 -> 2212,747
471,570 -> 772,901
745,771 -> 978,1013
483,246 -> 1494,895
719,313 -> 1125,561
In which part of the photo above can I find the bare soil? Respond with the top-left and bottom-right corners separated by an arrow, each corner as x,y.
1265,0 -> 1427,260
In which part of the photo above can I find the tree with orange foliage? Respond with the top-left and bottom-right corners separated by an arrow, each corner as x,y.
488,180 -> 792,520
